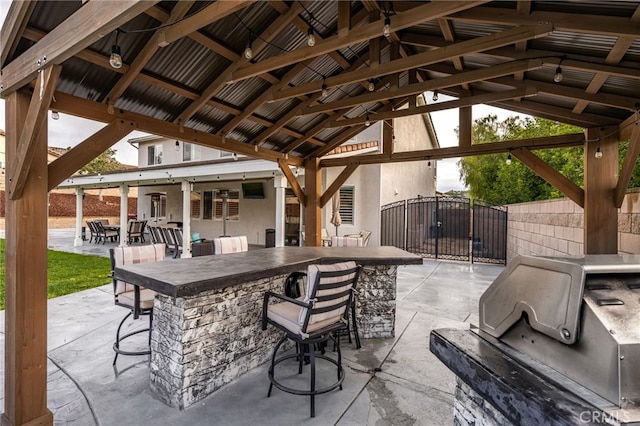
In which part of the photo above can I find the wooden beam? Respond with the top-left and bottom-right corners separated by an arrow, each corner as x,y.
337,1 -> 351,37
51,91 -> 304,167
584,127 -> 619,254
229,1 -> 490,83
48,120 -> 136,190
105,1 -> 194,104
271,23 -> 552,102
616,120 -> 640,207
450,6 -> 640,37
320,164 -> 359,207
3,88 -> 53,426
0,1 -> 35,66
156,0 -> 254,47
302,59 -> 543,116
438,18 -> 469,89
278,159 -> 306,207
304,157 -> 322,246
326,87 -> 536,128
0,1 -> 157,96
383,120 -> 394,156
10,65 -> 61,200
320,132 -> 586,167
620,112 -> 639,141
177,2 -> 302,125
512,147 -> 584,207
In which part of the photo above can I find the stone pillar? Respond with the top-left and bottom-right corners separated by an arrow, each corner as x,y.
74,188 -> 84,247
119,184 -> 129,246
181,181 -> 192,258
274,176 -> 286,247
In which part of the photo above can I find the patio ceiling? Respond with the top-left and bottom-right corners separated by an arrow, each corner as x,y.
2,0 -> 639,174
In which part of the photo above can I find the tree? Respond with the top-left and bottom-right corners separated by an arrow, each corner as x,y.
457,115 -> 584,204
75,148 -> 123,174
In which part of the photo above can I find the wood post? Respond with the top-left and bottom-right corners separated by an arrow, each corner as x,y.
304,157 -> 322,246
2,89 -> 53,426
584,127 -> 619,254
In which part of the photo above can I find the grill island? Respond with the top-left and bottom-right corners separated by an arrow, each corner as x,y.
431,255 -> 640,426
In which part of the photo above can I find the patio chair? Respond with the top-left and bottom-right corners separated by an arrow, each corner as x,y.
110,243 -> 166,365
127,220 -> 145,243
213,236 -> 248,254
192,241 -> 215,256
86,221 -> 99,243
262,261 -> 361,417
161,227 -> 181,258
94,220 -> 119,244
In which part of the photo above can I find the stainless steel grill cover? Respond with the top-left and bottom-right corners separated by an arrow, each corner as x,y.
479,255 -> 640,412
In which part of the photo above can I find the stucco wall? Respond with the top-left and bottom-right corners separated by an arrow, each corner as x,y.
137,180 -> 277,245
507,189 -> 640,261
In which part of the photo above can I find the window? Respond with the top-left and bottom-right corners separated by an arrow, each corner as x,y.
183,142 -> 201,162
148,144 -> 163,165
202,190 -> 240,221
190,192 -> 201,219
150,194 -> 167,219
339,186 -> 354,225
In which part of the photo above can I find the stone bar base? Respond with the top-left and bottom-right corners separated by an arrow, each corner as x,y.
151,265 -> 398,408
454,379 -> 510,426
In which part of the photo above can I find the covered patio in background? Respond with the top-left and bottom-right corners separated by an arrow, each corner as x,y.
1,1 -> 640,424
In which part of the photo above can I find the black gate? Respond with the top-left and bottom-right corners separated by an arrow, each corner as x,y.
381,196 -> 506,264
472,199 -> 507,264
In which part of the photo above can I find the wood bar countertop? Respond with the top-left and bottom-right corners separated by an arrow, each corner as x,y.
114,246 -> 422,298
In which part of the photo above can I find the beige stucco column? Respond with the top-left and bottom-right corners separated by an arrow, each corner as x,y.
119,184 -> 129,246
181,180 -> 192,258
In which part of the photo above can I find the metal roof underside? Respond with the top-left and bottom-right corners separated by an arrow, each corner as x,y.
2,0 -> 640,164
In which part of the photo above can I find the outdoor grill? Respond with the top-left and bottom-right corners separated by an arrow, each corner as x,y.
478,255 -> 640,422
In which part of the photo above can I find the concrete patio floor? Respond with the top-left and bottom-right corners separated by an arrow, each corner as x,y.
0,229 -> 504,425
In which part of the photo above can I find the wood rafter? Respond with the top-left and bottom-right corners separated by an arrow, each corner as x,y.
320,132 -> 586,167
0,1 -> 157,96
176,1 -> 301,125
271,22 -> 552,103
301,59 -> 543,116
450,6 -> 640,37
512,147 -> 585,207
10,65 -> 61,200
228,1 -> 490,84
51,91 -> 304,167
325,87 -> 537,128
0,0 -> 35,66
105,1 -> 195,104
572,35 -> 635,114
48,120 -> 137,190
438,18 -> 468,89
513,0 -> 532,82
156,0 -> 254,47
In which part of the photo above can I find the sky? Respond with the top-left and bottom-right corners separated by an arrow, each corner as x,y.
0,3 -> 522,193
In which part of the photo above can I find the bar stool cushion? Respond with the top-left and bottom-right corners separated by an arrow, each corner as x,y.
117,288 -> 156,310
330,236 -> 364,247
214,236 -> 248,254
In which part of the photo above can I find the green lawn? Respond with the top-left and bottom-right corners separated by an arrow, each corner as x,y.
0,239 -> 112,310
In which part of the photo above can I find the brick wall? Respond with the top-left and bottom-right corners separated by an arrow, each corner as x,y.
507,189 -> 640,260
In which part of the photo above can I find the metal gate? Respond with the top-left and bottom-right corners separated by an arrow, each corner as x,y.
472,199 -> 507,264
381,196 -> 506,264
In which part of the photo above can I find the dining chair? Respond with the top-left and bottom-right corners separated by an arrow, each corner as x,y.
262,261 -> 361,417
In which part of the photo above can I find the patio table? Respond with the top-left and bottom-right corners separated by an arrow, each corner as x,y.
114,246 -> 422,409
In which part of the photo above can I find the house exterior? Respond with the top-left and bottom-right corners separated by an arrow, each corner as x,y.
56,98 -> 438,249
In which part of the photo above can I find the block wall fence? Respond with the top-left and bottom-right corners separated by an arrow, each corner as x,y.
507,188 -> 640,261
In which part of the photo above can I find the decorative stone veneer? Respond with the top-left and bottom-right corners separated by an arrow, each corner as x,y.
356,265 -> 397,338
454,379 -> 510,426
150,264 -> 398,408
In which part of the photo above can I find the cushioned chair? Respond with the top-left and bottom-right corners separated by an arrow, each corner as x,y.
161,227 -> 181,258
262,261 -> 361,417
94,220 -> 119,244
87,221 -> 99,243
127,220 -> 146,243
213,235 -> 248,254
331,235 -> 364,247
110,243 -> 166,365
